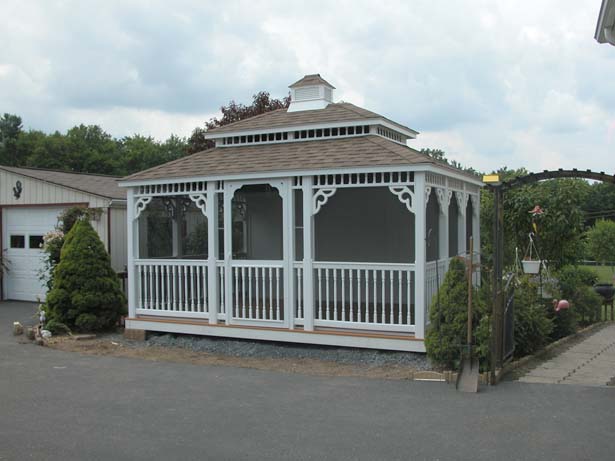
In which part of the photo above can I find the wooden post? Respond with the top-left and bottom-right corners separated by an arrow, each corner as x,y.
207,181 -> 219,324
302,176 -> 315,331
126,188 -> 137,318
490,185 -> 504,384
414,172 -> 427,340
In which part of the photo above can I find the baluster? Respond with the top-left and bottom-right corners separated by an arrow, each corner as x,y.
333,269 -> 338,321
398,269 -> 402,325
262,267 -> 267,320
203,265 -> 208,313
183,265 -> 188,311
297,268 -> 303,319
235,267 -> 239,318
407,270 -> 411,325
148,265 -> 153,310
172,265 -> 177,311
349,269 -> 354,322
241,266 -> 246,318
381,269 -> 385,324
248,267 -> 253,319
357,269 -> 362,323
196,266 -> 201,312
373,269 -> 377,323
316,268 -> 321,320
269,267 -> 273,320
154,265 -> 159,310
255,267 -> 260,319
138,266 -> 143,309
275,267 -> 280,320
220,267 -> 225,315
341,269 -> 346,322
325,268 -> 330,321
165,265 -> 170,310
190,266 -> 195,312
365,269 -> 369,323
389,269 -> 394,324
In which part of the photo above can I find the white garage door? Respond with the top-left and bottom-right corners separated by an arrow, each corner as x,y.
3,207 -> 65,301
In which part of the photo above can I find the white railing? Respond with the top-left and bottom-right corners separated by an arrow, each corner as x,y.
230,260 -> 284,322
135,259 -> 209,318
313,262 -> 415,332
425,258 -> 451,321
217,262 -> 226,318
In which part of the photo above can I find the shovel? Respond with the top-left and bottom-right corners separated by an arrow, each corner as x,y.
456,237 -> 480,393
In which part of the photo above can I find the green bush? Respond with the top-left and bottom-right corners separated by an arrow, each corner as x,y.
425,257 -> 489,369
556,265 -> 601,330
512,277 -> 553,358
44,319 -> 71,335
45,219 -> 126,332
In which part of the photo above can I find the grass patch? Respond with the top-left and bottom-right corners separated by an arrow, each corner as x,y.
580,264 -> 615,284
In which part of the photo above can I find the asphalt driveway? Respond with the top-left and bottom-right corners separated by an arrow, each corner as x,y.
1,301 -> 615,461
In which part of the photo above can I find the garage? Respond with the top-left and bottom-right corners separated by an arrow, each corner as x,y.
0,166 -> 127,302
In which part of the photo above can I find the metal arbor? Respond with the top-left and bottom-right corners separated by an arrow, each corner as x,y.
486,169 -> 615,384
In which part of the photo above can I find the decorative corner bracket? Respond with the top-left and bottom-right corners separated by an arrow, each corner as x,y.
389,186 -> 415,214
312,188 -> 337,215
456,191 -> 470,217
189,194 -> 208,216
435,188 -> 452,216
424,186 -> 432,209
134,196 -> 153,220
470,194 -> 479,217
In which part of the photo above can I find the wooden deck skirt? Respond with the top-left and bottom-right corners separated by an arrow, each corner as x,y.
125,316 -> 426,353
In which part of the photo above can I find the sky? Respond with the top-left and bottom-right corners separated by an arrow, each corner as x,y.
1,0 -> 614,174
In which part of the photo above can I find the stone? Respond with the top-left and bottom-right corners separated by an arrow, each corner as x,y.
40,330 -> 52,339
12,322 -> 24,336
26,327 -> 36,340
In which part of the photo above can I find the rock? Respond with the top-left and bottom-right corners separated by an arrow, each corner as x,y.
35,337 -> 47,347
26,327 -> 36,340
13,322 -> 24,336
40,329 -> 52,339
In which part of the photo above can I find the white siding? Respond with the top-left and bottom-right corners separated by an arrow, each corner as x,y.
110,207 -> 127,272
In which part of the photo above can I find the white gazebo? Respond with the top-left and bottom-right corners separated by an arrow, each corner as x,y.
119,75 -> 482,352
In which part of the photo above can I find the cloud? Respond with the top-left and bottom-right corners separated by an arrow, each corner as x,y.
0,0 -> 613,174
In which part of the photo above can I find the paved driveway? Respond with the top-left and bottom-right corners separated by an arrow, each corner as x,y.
1,301 -> 615,461
519,324 -> 615,386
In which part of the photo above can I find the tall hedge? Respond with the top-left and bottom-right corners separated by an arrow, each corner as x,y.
425,257 -> 489,369
46,219 -> 126,331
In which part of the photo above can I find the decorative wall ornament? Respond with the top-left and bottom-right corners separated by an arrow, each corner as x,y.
312,188 -> 337,215
134,196 -> 153,220
455,191 -> 470,217
424,186 -> 432,209
13,180 -> 22,199
388,186 -> 415,214
188,194 -> 208,216
435,188 -> 451,215
162,198 -> 177,219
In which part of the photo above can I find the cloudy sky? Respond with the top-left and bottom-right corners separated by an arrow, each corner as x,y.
1,0 -> 613,173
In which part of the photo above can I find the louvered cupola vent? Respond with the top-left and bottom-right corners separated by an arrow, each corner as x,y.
287,74 -> 335,112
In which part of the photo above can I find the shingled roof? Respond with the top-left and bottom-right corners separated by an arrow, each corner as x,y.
205,102 -> 417,136
121,135 -> 477,183
289,74 -> 335,89
0,166 -> 126,200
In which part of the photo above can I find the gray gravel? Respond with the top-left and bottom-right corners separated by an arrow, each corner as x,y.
142,332 -> 432,369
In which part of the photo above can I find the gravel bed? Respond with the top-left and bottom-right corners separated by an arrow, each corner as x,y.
142,333 -> 432,370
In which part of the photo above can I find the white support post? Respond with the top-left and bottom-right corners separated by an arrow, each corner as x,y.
126,188 -> 137,318
457,193 -> 467,257
438,189 -> 449,261
414,172 -> 427,340
302,176 -> 315,331
207,182 -> 219,324
224,184 -> 233,323
282,179 -> 295,329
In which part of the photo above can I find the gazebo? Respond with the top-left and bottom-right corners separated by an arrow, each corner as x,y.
119,75 -> 482,351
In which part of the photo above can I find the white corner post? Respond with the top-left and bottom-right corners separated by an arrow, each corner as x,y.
207,181 -> 219,324
457,191 -> 468,257
283,179 -> 295,329
438,189 -> 450,261
302,176 -> 315,331
126,188 -> 137,318
223,183 -> 233,323
414,172 -> 427,340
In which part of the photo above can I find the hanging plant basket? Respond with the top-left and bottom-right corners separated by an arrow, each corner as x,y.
522,259 -> 541,274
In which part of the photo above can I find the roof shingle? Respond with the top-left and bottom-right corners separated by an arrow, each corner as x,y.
206,102 -> 416,136
0,166 -> 125,200
121,135 -> 476,183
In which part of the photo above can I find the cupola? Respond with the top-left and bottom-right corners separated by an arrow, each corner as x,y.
287,74 -> 335,112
